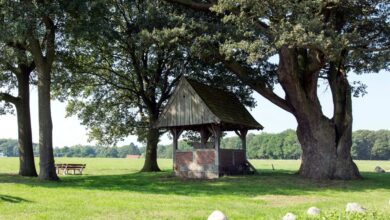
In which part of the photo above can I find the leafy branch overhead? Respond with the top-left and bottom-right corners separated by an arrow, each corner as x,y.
170,0 -> 389,102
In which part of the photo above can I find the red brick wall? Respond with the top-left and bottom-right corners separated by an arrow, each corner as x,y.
176,152 -> 193,166
196,150 -> 215,165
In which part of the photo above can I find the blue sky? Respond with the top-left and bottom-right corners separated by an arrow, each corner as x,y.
0,71 -> 389,147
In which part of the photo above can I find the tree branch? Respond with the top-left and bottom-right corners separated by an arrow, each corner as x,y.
5,62 -> 20,76
27,37 -> 45,67
0,92 -> 18,105
222,59 -> 292,113
6,42 -> 27,51
42,15 -> 56,66
164,0 -> 214,12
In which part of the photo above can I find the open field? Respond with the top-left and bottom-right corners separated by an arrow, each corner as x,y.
0,158 -> 389,219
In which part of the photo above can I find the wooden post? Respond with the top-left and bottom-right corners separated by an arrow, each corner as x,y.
235,129 -> 248,160
200,128 -> 206,149
240,129 -> 248,160
211,125 -> 221,174
200,128 -> 211,149
171,128 -> 183,174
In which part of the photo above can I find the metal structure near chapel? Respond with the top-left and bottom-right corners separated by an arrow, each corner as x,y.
156,77 -> 263,178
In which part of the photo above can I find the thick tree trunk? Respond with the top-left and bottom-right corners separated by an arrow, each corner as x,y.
226,46 -> 361,179
37,67 -> 59,181
296,116 -> 360,179
25,13 -> 58,181
275,46 -> 361,180
16,73 -> 38,177
141,114 -> 161,172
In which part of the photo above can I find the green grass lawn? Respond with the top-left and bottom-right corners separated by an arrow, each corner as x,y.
0,158 -> 389,220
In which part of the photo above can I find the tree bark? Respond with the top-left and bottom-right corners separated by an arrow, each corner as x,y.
26,11 -> 59,181
37,66 -> 59,181
276,46 -> 361,180
16,72 -> 38,177
296,116 -> 361,179
141,125 -> 161,172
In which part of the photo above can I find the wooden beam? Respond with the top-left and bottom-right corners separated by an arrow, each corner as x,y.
171,128 -> 183,174
211,125 -> 221,173
240,129 -> 248,160
235,129 -> 248,159
200,127 -> 211,149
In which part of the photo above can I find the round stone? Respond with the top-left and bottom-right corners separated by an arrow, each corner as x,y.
207,210 -> 228,220
282,212 -> 296,220
307,207 -> 320,216
346,202 -> 366,213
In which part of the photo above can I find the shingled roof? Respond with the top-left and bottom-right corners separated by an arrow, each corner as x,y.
156,77 -> 263,130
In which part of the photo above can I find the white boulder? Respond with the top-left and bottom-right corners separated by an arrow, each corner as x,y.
307,207 -> 320,216
374,166 -> 385,173
207,210 -> 228,220
346,203 -> 366,213
282,212 -> 296,220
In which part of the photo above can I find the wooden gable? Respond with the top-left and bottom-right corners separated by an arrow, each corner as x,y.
156,78 -> 220,128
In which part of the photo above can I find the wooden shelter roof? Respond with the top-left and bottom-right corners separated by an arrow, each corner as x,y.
186,79 -> 263,130
156,77 -> 264,130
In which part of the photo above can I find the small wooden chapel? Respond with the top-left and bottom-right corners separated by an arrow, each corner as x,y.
155,77 -> 264,179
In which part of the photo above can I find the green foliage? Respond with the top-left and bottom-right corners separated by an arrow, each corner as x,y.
0,139 -> 38,157
0,139 -> 141,158
55,0 -> 193,144
209,0 -> 389,73
246,130 -> 301,159
118,143 -> 141,158
0,139 -> 18,157
157,144 -> 173,159
352,130 -> 390,160
54,144 -> 142,158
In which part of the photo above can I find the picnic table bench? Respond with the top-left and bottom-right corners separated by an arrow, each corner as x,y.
55,164 -> 86,175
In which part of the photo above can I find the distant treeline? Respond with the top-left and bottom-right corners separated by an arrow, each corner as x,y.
0,140 -> 143,158
1,129 -> 389,160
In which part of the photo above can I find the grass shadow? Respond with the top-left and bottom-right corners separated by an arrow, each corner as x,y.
1,170 -> 389,198
0,194 -> 32,203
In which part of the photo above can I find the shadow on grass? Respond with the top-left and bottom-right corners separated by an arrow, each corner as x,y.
0,170 -> 389,197
0,194 -> 31,203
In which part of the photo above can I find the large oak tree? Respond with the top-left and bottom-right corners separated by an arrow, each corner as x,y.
166,0 -> 390,179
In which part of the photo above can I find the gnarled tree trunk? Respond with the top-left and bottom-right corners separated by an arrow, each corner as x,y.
296,113 -> 360,179
277,46 -> 361,180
